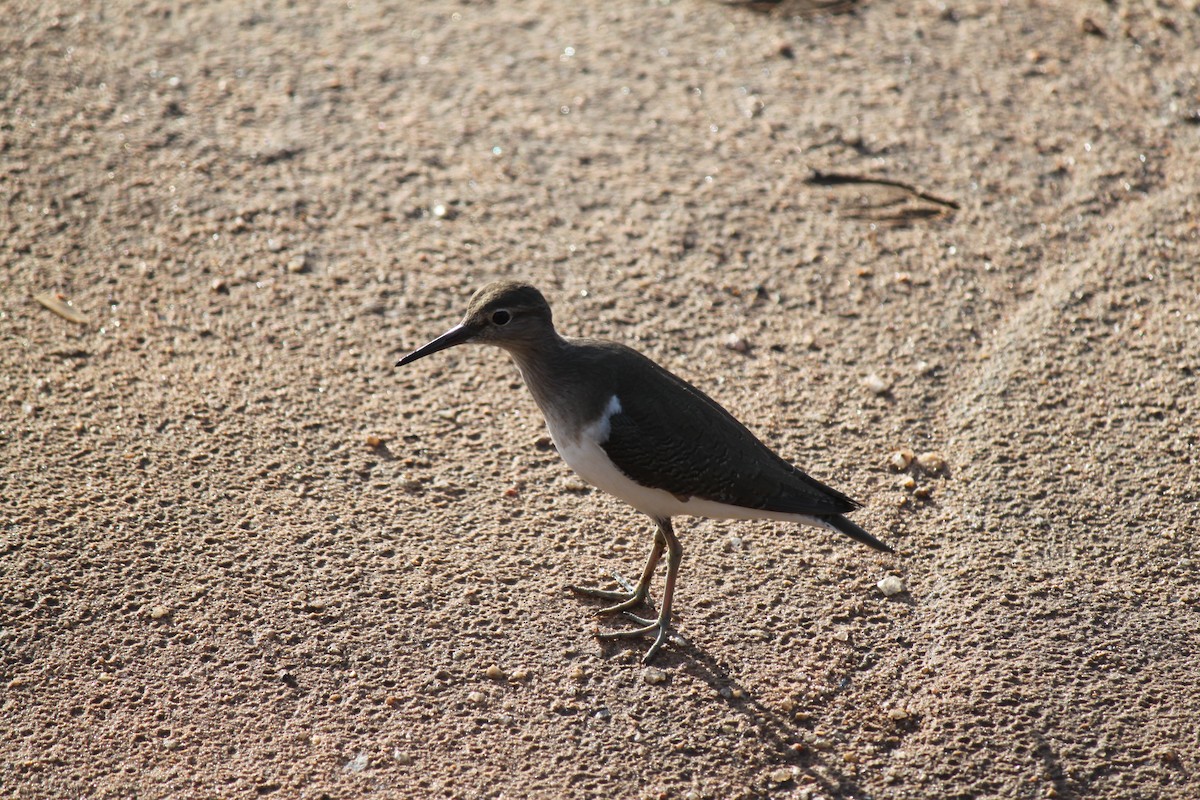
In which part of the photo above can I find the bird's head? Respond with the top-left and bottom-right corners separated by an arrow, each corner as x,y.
396,281 -> 556,367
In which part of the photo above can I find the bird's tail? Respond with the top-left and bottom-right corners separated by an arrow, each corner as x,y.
820,514 -> 894,554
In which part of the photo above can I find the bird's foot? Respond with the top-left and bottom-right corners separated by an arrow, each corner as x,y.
568,571 -> 649,614
596,614 -> 672,664
572,571 -> 674,661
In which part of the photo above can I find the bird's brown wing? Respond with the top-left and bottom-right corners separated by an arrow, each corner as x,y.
598,349 -> 859,517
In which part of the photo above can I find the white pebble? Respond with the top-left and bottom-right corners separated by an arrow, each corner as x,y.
862,373 -> 890,395
723,333 -> 751,354
877,576 -> 906,597
888,449 -> 914,471
642,667 -> 669,685
916,452 -> 947,473
770,766 -> 795,783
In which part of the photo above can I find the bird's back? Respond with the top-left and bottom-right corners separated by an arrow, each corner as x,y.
562,338 -> 860,518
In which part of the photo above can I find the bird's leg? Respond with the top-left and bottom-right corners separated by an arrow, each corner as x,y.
597,518 -> 681,663
569,524 -> 664,613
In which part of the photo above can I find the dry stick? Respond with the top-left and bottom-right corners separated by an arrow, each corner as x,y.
807,169 -> 961,210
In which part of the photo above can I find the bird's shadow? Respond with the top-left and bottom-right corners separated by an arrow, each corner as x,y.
575,578 -> 866,798
673,635 -> 865,799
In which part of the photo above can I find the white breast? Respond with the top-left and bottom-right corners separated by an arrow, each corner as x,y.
542,393 -> 829,531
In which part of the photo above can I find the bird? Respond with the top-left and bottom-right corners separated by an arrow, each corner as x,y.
396,281 -> 893,662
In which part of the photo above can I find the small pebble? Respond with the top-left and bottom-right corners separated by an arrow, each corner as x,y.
899,475 -> 917,491
509,668 -> 530,682
266,237 -> 285,253
393,750 -> 414,766
770,767 -> 794,783
568,665 -> 588,682
916,452 -> 947,473
914,486 -> 933,500
365,434 -> 383,448
862,373 -> 889,395
742,95 -> 765,119
1079,16 -> 1105,36
642,667 -> 669,685
485,665 -> 506,680
466,691 -> 486,706
889,449 -> 914,471
877,576 -> 906,597
344,753 -> 369,772
149,605 -> 170,620
286,255 -> 308,273
723,333 -> 751,354
886,706 -> 911,721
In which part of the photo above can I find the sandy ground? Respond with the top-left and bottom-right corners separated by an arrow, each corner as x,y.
4,1 -> 1200,797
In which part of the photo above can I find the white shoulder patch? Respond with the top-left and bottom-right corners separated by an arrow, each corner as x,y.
586,395 -> 622,444
603,394 -> 622,419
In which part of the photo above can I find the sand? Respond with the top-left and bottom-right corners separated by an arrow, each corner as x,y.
3,0 -> 1199,797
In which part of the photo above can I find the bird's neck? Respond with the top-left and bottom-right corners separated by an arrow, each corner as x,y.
503,332 -> 590,426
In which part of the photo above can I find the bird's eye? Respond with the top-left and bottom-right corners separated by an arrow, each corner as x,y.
491,309 -> 512,326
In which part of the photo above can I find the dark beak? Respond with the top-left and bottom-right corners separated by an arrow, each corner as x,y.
395,323 -> 475,367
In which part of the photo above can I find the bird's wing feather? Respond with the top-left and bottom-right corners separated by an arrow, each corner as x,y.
597,348 -> 859,516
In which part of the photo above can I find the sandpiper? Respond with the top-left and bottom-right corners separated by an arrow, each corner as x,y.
397,281 -> 893,662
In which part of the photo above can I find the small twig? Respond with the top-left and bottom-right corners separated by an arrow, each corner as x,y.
34,292 -> 89,325
807,170 -> 960,209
